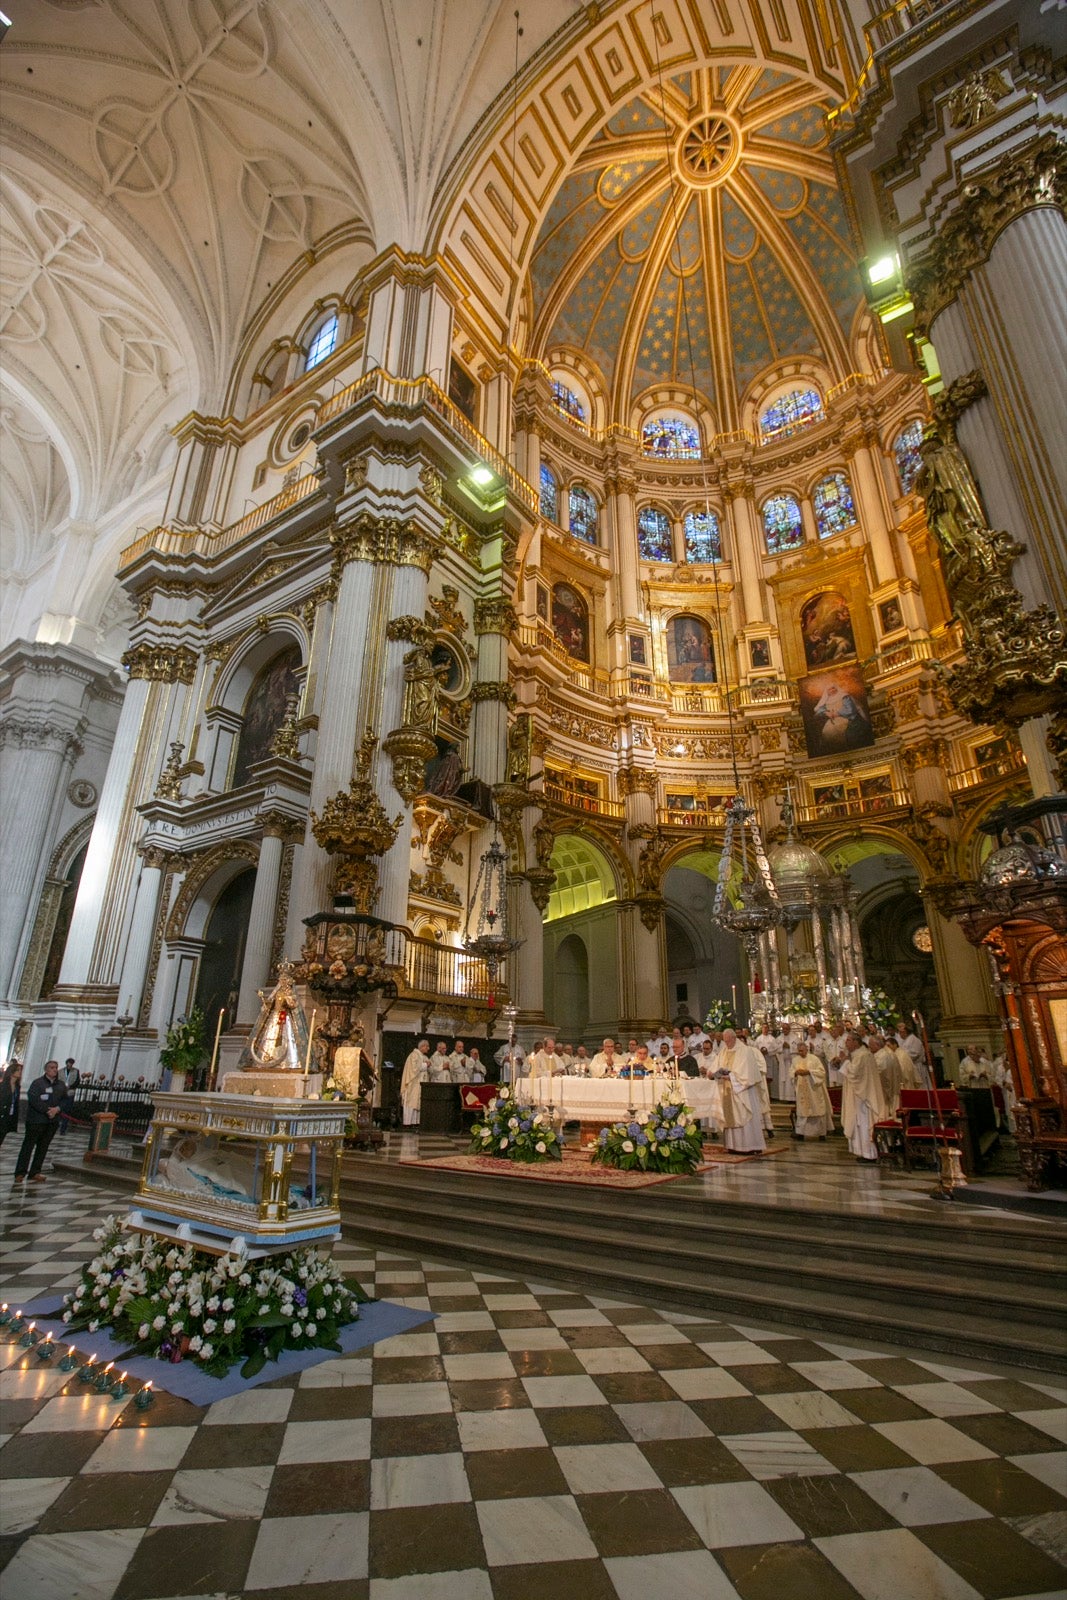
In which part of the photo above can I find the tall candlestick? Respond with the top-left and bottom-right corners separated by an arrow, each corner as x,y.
303,1010 -> 318,1079
731,984 -> 737,1014
206,1007 -> 225,1091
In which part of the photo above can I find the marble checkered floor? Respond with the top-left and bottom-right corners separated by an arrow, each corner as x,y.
2,1142 -> 1066,1600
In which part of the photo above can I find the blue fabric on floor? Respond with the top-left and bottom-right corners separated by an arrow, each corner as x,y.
17,1296 -> 433,1403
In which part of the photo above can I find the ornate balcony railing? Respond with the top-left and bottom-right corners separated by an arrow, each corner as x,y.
543,782 -> 625,820
315,367 -> 539,513
119,469 -> 322,572
948,749 -> 1027,792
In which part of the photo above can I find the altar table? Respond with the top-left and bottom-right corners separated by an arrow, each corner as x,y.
515,1074 -> 721,1144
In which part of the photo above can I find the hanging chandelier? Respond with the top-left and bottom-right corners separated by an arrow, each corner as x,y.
712,794 -> 784,962
464,835 -> 523,1013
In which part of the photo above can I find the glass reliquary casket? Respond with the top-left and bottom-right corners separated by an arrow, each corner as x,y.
133,1094 -> 350,1257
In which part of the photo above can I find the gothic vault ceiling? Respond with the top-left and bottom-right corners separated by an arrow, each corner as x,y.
530,65 -> 863,423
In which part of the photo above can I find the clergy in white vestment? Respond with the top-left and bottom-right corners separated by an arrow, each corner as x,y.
990,1055 -> 1017,1131
427,1042 -> 453,1082
400,1039 -> 430,1125
468,1047 -> 485,1082
494,1035 -> 525,1080
695,1040 -> 724,1131
528,1037 -> 566,1078
893,1041 -> 921,1093
449,1042 -> 472,1083
872,1035 -> 903,1113
589,1039 -> 621,1077
790,1044 -> 833,1139
896,1024 -> 931,1087
715,1030 -> 766,1153
776,1026 -> 797,1102
841,1032 -> 888,1161
958,1044 -> 992,1085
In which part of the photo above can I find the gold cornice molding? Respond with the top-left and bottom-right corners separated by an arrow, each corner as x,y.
909,133 -> 1065,333
474,598 -> 517,637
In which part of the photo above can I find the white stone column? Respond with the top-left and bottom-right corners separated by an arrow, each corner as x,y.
56,677 -> 150,989
724,492 -> 765,623
237,830 -> 284,1023
0,721 -> 82,997
618,902 -> 667,1035
288,558 -> 377,925
848,443 -> 897,585
115,848 -> 168,1026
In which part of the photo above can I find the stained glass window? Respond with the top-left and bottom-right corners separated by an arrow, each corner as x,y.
759,387 -> 823,441
894,419 -> 925,493
637,506 -> 673,562
305,314 -> 339,370
568,485 -> 598,545
813,473 -> 858,539
762,494 -> 804,555
683,510 -> 723,564
552,381 -> 586,425
641,416 -> 701,459
539,464 -> 558,523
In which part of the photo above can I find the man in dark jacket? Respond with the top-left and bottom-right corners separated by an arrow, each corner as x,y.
13,1060 -> 70,1184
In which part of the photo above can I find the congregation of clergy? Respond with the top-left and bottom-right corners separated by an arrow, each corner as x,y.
398,1020 -> 1012,1164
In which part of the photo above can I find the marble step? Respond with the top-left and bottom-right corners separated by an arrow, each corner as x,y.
341,1157 -> 1067,1278
339,1199 -> 1066,1375
339,1170 -> 1066,1329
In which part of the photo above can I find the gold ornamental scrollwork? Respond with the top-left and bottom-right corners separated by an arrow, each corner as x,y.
309,732 -> 403,913
386,614 -> 433,647
329,513 -> 441,578
474,598 -> 517,637
123,643 -> 198,684
910,133 -> 1065,332
470,680 -> 517,708
947,68 -> 1010,130
617,767 -> 659,799
915,415 -> 1067,731
426,585 -> 469,637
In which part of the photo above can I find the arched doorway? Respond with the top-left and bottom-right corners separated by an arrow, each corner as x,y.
826,841 -> 939,1032
663,850 -> 744,1025
543,834 -> 620,1039
554,933 -> 590,1043
192,867 -> 256,1040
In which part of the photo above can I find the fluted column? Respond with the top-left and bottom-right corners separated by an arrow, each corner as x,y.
118,848 -> 167,1026
0,719 -> 82,997
848,442 -> 897,585
471,600 -> 516,789
236,827 -> 287,1023
723,491 -> 765,622
289,558 -> 378,923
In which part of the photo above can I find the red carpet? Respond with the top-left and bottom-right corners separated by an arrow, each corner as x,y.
400,1145 -> 784,1188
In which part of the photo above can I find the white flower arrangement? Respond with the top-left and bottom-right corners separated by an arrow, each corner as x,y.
62,1216 -> 367,1379
468,1084 -> 563,1163
591,1096 -> 705,1174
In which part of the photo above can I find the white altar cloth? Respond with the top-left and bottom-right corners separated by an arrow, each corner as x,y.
515,1075 -> 721,1124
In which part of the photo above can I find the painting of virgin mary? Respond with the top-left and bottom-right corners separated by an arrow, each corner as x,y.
667,615 -> 716,683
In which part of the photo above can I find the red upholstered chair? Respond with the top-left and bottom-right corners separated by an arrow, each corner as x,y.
900,1088 -> 962,1170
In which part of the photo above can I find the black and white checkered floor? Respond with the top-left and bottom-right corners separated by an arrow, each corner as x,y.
1,1136 -> 1065,1600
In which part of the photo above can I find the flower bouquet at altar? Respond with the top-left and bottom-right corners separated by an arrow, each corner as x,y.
860,985 -> 898,1031
61,1217 -> 367,1379
468,1084 -> 563,1163
591,1090 -> 704,1175
704,998 -> 736,1032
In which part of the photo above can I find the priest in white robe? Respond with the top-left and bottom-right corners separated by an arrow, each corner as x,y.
841,1031 -> 888,1162
449,1041 -> 472,1083
715,1030 -> 766,1153
589,1039 -> 621,1077
790,1043 -> 833,1139
528,1037 -> 566,1079
872,1034 -> 903,1113
400,1039 -> 430,1126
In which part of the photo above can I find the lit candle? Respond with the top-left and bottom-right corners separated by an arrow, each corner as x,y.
110,1370 -> 129,1399
135,1381 -> 155,1410
731,984 -> 737,1013
0,1303 -> 9,1325
95,1360 -> 115,1392
59,1344 -> 79,1371
79,1355 -> 97,1382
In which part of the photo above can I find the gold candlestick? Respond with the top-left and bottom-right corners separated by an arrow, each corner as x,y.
206,1007 -> 225,1091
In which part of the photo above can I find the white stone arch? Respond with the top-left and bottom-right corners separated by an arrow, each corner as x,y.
742,359 -> 833,439
212,616 -> 310,718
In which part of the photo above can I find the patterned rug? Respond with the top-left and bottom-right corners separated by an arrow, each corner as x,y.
399,1146 -> 783,1187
